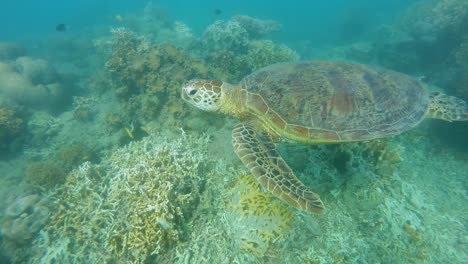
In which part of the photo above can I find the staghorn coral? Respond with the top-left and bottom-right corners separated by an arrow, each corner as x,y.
30,132 -> 212,263
233,15 -> 282,39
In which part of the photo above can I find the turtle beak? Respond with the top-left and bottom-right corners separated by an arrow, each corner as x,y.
181,85 -> 192,102
181,88 -> 189,101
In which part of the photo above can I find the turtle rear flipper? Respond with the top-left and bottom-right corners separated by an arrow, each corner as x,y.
232,123 -> 325,214
428,92 -> 468,121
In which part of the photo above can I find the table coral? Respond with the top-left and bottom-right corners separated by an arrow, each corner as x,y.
29,133 -> 212,263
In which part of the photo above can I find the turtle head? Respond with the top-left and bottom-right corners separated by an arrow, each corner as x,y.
181,79 -> 225,112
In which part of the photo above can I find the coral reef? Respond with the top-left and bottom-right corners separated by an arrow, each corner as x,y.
202,20 -> 249,53
72,96 -> 97,121
15,57 -> 58,85
0,42 -> 26,60
104,112 -> 124,131
106,27 -> 212,128
24,161 -> 66,190
29,133 -> 212,263
398,0 -> 468,41
374,0 -> 468,97
26,111 -> 62,144
54,143 -> 97,170
0,107 -> 23,143
105,27 -> 151,98
226,174 -> 296,256
206,39 -> 299,82
232,15 -> 282,39
242,40 -> 299,71
1,194 -> 50,243
454,36 -> 468,98
0,57 -> 64,110
201,15 -> 282,55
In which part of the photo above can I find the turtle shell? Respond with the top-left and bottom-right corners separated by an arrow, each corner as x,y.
241,61 -> 429,142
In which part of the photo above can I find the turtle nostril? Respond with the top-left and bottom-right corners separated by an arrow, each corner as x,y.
189,89 -> 198,96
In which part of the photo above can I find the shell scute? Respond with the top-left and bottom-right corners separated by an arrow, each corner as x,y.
242,61 -> 429,141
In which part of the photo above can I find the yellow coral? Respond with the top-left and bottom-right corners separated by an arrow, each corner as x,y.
227,174 -> 296,256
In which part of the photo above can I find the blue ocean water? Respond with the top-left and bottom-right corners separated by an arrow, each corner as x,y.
1,0 -> 409,44
0,0 -> 467,263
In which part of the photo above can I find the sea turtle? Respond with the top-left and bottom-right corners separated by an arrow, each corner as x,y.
181,61 -> 468,214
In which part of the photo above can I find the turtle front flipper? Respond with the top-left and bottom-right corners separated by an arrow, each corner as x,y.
232,123 -> 325,214
428,92 -> 468,121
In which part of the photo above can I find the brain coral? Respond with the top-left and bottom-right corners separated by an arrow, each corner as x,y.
15,57 -> 58,85
1,194 -> 50,243
29,132 -> 213,263
0,42 -> 26,60
0,57 -> 63,109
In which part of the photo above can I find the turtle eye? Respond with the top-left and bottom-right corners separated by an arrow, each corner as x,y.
188,89 -> 198,96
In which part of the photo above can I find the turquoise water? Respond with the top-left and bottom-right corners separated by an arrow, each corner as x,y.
0,0 -> 467,263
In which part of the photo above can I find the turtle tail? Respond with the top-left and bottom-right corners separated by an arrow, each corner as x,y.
427,92 -> 468,121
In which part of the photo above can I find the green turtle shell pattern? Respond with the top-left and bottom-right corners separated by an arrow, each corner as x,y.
240,61 -> 429,142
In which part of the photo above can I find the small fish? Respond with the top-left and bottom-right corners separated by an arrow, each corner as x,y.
124,127 -> 134,139
214,9 -> 222,16
115,15 -> 123,22
140,126 -> 150,134
56,23 -> 66,32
